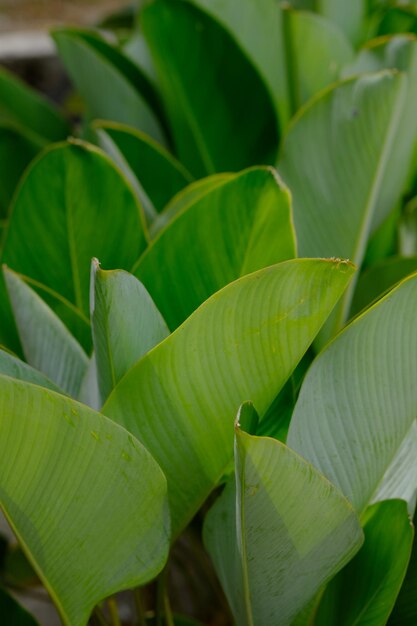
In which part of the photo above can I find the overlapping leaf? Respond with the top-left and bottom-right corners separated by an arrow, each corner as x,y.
133,167 -> 296,330
103,259 -> 354,535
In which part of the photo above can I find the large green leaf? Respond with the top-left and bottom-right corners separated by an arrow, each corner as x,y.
342,36 -> 417,228
315,500 -> 413,626
141,0 -> 279,177
285,9 -> 354,109
52,28 -> 166,144
0,588 -> 39,626
1,141 -> 148,347
0,377 -> 169,626
91,261 -> 169,405
279,71 -> 407,337
133,167 -> 296,330
0,125 -> 41,218
186,0 -> 290,126
204,404 -> 363,626
94,120 -> 192,221
103,258 -> 355,535
4,268 -> 88,398
0,66 -> 70,144
288,272 -> 417,515
389,509 -> 417,625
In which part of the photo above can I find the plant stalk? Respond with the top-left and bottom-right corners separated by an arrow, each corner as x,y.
107,596 -> 121,626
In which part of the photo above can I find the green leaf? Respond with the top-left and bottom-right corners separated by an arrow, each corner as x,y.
0,347 -> 62,393
134,167 -> 296,331
141,0 -> 279,177
52,28 -> 166,144
186,0 -> 290,126
149,173 -> 234,239
13,274 -> 92,354
351,256 -> 417,317
285,9 -> 354,110
0,587 -> 39,626
388,509 -> 417,625
316,0 -> 365,46
93,120 -> 192,221
0,377 -> 169,626
0,125 -> 41,218
315,500 -> 413,626
0,66 -> 70,144
4,268 -> 88,398
279,71 -> 407,338
342,36 -> 417,231
103,258 -> 355,536
204,404 -> 363,626
91,260 -> 169,405
288,271 -> 417,515
1,140 -> 148,348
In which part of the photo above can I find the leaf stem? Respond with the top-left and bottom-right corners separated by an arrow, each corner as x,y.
155,567 -> 174,626
107,596 -> 121,626
93,606 -> 109,626
134,588 -> 147,626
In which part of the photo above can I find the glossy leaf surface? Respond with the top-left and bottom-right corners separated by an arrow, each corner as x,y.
0,378 -> 169,626
142,0 -> 279,177
104,259 -> 354,535
204,405 -> 362,626
91,261 -> 169,405
134,167 -> 296,330
288,272 -> 417,514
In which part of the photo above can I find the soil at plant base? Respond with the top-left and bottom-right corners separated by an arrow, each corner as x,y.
0,0 -> 131,32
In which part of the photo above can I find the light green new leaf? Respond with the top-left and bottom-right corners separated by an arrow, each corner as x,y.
288,272 -> 417,515
149,173 -> 234,238
186,0 -> 290,126
2,141 -> 148,341
0,377 -> 169,626
0,348 -> 62,394
4,268 -> 88,398
78,355 -> 100,411
204,404 -> 363,626
91,260 -> 169,405
0,587 -> 39,626
134,167 -> 296,330
142,0 -> 279,177
342,36 -> 417,229
285,9 -> 354,109
0,66 -> 70,144
52,28 -> 166,144
315,500 -> 413,626
0,125 -> 41,218
279,71 -> 407,337
94,120 -> 192,222
104,258 -> 355,535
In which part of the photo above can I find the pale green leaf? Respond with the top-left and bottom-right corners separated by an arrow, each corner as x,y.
204,404 -> 363,626
0,348 -> 62,394
288,272 -> 417,514
4,268 -> 88,398
0,378 -> 169,626
91,261 -> 169,405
